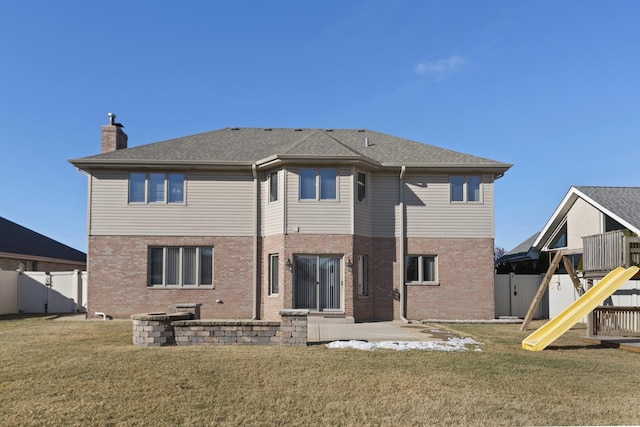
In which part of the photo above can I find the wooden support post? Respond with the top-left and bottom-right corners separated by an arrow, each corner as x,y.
520,250 -> 564,331
562,256 -> 583,295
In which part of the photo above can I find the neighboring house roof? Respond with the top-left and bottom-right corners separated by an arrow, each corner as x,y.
496,232 -> 541,264
0,217 -> 86,264
69,128 -> 512,173
532,186 -> 640,250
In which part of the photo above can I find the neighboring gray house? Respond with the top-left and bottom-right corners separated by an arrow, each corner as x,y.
0,217 -> 86,272
496,186 -> 640,319
498,186 -> 640,272
70,117 -> 511,321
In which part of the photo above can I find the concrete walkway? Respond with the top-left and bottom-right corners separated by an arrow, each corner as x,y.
307,319 -> 456,343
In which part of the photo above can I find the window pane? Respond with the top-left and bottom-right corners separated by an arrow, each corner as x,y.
270,172 -> 278,202
357,172 -> 366,202
320,169 -> 337,200
149,173 -> 165,203
423,256 -> 436,282
450,176 -> 464,202
300,168 -> 316,199
467,176 -> 481,202
406,256 -> 419,282
200,247 -> 213,285
165,247 -> 180,285
270,254 -> 279,294
550,223 -> 567,249
358,255 -> 368,296
149,248 -> 164,285
129,173 -> 146,203
182,247 -> 197,285
168,173 -> 184,203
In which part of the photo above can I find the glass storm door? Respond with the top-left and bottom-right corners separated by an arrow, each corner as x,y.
294,256 -> 342,310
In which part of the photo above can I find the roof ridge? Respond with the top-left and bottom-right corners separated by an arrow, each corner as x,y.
276,129 -> 324,154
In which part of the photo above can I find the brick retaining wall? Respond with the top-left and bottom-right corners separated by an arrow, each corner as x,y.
132,309 -> 308,347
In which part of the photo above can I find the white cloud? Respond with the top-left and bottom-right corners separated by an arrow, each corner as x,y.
414,55 -> 467,78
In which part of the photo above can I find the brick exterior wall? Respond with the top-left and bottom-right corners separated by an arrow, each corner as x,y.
88,235 -> 254,319
404,237 -> 495,320
91,234 -> 495,321
260,234 -> 285,320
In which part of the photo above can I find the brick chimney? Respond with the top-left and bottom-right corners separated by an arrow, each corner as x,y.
101,112 -> 128,153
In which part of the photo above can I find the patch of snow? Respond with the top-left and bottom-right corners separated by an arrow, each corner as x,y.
326,337 -> 483,352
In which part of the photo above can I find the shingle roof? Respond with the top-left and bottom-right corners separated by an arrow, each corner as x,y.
574,186 -> 640,230
533,186 -> 640,250
70,127 -> 512,171
0,217 -> 86,263
505,232 -> 540,256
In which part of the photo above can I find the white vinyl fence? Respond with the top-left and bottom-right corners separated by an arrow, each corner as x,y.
0,270 -> 87,315
495,273 -> 548,319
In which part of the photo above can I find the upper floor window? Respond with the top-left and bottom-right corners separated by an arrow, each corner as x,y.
549,222 -> 567,249
450,176 -> 481,203
406,255 -> 438,285
149,246 -> 213,287
357,172 -> 366,203
269,172 -> 278,203
300,168 -> 337,201
129,173 -> 184,204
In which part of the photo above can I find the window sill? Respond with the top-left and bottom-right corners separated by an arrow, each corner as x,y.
147,285 -> 214,289
406,282 -> 440,286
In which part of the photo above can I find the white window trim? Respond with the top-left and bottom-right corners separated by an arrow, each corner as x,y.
405,254 -> 439,286
450,175 -> 483,204
148,246 -> 213,288
299,168 -> 339,202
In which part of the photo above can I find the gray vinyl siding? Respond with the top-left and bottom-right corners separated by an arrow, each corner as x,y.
371,174 -> 400,237
285,167 -> 351,234
404,174 -> 494,238
353,169 -> 373,236
263,170 -> 284,236
90,170 -> 254,236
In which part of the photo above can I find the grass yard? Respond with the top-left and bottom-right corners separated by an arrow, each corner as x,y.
0,315 -> 638,426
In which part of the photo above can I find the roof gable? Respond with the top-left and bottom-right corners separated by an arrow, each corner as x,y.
0,217 -> 86,263
533,186 -> 640,250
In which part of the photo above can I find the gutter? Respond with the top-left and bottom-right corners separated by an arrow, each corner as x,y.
398,166 -> 410,323
252,164 -> 259,320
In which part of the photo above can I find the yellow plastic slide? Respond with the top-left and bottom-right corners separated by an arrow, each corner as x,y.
522,266 -> 639,351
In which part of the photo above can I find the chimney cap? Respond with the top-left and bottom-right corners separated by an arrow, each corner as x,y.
108,112 -> 116,125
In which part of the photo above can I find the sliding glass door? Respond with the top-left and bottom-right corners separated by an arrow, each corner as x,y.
294,256 -> 342,310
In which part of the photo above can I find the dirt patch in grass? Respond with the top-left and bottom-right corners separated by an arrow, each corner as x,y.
0,316 -> 638,426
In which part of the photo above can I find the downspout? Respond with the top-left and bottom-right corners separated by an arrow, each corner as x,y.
399,166 -> 410,323
252,164 -> 259,320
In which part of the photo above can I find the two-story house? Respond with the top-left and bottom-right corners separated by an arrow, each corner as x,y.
69,117 -> 511,321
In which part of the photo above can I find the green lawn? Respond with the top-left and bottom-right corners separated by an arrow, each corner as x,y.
0,315 -> 638,426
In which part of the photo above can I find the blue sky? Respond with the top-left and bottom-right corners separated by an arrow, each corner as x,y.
2,1 -> 640,253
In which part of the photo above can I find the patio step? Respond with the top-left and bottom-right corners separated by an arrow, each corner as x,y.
307,315 -> 355,324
